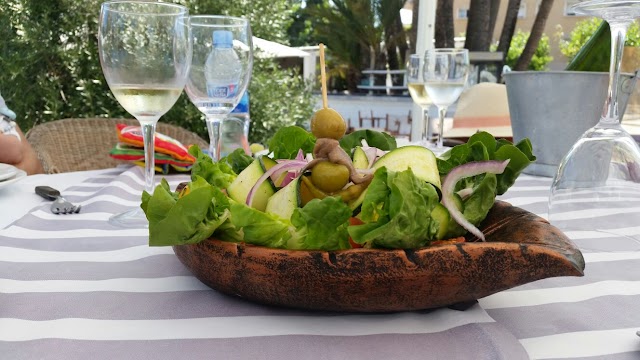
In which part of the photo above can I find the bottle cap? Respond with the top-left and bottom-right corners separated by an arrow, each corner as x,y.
212,30 -> 233,48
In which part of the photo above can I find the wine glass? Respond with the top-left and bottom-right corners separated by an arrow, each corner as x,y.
549,0 -> 640,251
406,54 -> 433,145
98,1 -> 191,228
422,48 -> 470,153
185,16 -> 253,161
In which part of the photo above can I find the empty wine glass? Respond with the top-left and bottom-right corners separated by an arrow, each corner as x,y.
406,54 -> 433,145
423,48 -> 470,153
98,0 -> 191,228
549,0 -> 640,251
185,15 -> 253,161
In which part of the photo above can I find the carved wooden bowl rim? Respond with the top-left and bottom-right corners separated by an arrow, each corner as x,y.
172,201 -> 586,312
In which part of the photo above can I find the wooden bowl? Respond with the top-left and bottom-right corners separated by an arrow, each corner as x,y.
173,201 -> 585,312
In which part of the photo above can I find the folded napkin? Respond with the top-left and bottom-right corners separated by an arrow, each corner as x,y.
109,124 -> 196,174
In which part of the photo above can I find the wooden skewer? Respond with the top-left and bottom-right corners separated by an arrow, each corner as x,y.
319,43 -> 328,109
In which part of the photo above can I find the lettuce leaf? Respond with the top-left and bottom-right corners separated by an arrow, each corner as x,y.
348,167 -> 440,249
188,145 -> 237,189
437,131 -> 536,195
441,173 -> 498,239
339,129 -> 397,153
221,148 -> 253,174
268,126 -> 316,159
228,202 -> 292,248
227,197 -> 352,251
143,176 -> 230,246
288,197 -> 352,251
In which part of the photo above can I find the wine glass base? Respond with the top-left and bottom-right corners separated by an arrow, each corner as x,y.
108,207 -> 149,228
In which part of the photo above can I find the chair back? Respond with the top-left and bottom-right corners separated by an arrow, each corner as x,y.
26,118 -> 208,174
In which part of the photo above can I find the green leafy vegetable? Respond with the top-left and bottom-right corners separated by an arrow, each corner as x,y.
442,174 -> 498,238
339,129 -> 397,153
228,202 -> 292,248
348,167 -> 439,249
189,145 -> 237,189
228,197 -> 352,251
437,131 -> 536,195
143,176 -> 230,246
222,148 -> 254,174
268,126 -> 316,159
288,197 -> 352,251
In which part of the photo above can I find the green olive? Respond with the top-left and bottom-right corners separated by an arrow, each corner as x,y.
311,108 -> 347,139
310,161 -> 350,193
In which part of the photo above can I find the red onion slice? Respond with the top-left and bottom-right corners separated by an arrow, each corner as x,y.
441,160 -> 510,241
247,160 -> 307,207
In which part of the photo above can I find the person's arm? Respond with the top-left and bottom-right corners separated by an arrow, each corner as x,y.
0,131 -> 23,164
15,126 -> 44,175
0,124 -> 44,175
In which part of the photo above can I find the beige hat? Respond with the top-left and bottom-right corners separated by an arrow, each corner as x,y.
444,83 -> 512,139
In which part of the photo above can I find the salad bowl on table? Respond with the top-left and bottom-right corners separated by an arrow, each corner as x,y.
172,200 -> 585,313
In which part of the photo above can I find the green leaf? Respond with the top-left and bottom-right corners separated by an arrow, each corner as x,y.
228,202 -> 292,248
222,148 -> 254,174
188,145 -> 237,189
437,131 -> 535,195
145,176 -> 230,246
348,168 -> 439,249
267,126 -> 316,159
339,129 -> 397,153
288,197 -> 352,251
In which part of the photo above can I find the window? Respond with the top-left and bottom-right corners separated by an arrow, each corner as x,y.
457,8 -> 468,19
517,4 -> 527,18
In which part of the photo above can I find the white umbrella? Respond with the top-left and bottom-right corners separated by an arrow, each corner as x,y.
252,37 -> 310,59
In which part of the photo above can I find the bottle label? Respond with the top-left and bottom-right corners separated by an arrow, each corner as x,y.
207,84 -> 236,99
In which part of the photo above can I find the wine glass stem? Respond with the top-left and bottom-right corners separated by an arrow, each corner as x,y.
422,107 -> 430,144
602,21 -> 629,123
140,121 -> 157,194
436,106 -> 447,148
206,115 -> 224,161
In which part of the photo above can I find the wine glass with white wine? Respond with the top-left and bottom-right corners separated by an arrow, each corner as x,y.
422,48 -> 469,154
98,0 -> 191,227
407,54 -> 433,145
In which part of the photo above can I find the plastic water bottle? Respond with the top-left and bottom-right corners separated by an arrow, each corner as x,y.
222,91 -> 251,157
230,91 -> 250,140
204,30 -> 242,107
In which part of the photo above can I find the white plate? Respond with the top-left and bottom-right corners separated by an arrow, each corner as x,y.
0,169 -> 26,189
0,164 -> 18,181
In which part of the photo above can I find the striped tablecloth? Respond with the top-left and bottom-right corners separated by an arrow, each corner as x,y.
1,166 -> 639,359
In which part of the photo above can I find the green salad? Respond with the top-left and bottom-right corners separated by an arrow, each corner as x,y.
141,127 -> 535,251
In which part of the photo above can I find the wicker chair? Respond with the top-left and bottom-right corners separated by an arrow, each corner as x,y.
26,118 -> 208,174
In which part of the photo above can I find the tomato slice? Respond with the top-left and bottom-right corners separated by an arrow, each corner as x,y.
348,217 -> 364,248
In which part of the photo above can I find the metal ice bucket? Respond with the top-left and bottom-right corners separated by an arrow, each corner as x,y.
504,71 -> 637,177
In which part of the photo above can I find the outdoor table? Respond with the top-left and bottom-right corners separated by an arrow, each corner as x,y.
0,165 -> 639,359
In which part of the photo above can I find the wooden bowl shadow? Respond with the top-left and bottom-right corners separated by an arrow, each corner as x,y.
173,201 -> 585,312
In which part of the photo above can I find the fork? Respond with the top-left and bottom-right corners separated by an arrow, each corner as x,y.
35,186 -> 81,214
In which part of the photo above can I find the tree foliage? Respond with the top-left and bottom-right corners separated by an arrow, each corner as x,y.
0,0 -> 314,145
306,0 -> 408,92
559,18 -> 640,61
501,30 -> 553,71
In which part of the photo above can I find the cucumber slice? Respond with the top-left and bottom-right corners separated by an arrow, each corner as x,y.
372,146 -> 440,191
431,195 -> 464,240
352,146 -> 369,170
265,177 -> 302,220
227,158 -> 276,211
348,145 -> 441,210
